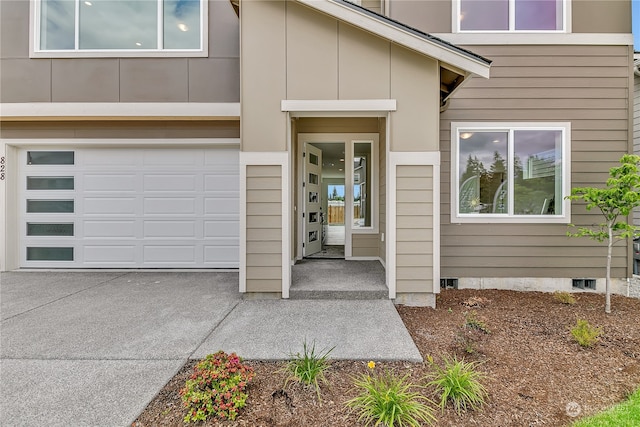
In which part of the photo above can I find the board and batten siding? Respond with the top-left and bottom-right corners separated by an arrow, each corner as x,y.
440,44 -> 633,279
396,165 -> 434,293
245,165 -> 282,292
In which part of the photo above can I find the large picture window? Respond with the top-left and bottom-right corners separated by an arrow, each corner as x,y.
35,0 -> 204,55
451,123 -> 570,223
458,0 -> 565,32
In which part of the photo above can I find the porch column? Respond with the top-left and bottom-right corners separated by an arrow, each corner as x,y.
388,151 -> 440,307
239,152 -> 290,298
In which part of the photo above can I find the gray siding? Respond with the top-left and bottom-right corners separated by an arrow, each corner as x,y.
246,165 -> 282,292
0,0 -> 239,103
440,44 -> 632,279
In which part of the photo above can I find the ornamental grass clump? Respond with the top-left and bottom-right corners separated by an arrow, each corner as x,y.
553,291 -> 577,305
180,351 -> 255,423
571,318 -> 602,348
284,339 -> 334,400
425,354 -> 488,414
346,361 -> 436,427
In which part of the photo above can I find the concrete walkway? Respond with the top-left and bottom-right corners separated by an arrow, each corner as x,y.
0,271 -> 421,427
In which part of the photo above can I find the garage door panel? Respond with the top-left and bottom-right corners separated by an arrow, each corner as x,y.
84,198 -> 137,215
205,245 -> 239,264
204,220 -> 239,237
83,246 -> 136,263
144,174 -> 197,192
144,245 -> 196,263
144,198 -> 196,215
84,221 -> 136,237
84,175 -> 136,192
204,197 -> 239,215
82,150 -> 137,166
143,151 -> 199,166
205,150 -> 239,164
204,174 -> 239,192
144,221 -> 196,238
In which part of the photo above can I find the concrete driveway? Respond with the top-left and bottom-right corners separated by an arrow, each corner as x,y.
0,271 -> 421,426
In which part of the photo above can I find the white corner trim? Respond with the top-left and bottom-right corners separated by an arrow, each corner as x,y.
388,151 -> 441,299
433,33 -> 633,46
239,151 -> 290,298
294,0 -> 490,78
0,103 -> 241,120
281,99 -> 397,112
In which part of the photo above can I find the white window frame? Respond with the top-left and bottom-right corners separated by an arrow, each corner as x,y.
453,0 -> 569,34
30,0 -> 208,58
450,122 -> 571,224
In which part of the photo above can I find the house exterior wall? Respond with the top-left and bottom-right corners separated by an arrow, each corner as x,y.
0,0 -> 240,104
439,44 -> 632,279
388,0 -> 631,35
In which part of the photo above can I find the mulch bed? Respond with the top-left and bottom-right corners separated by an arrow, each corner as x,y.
134,289 -> 640,426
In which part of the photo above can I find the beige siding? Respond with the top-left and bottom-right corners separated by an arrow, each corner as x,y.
389,0 -> 451,33
390,44 -> 440,152
240,0 -> 287,152
396,165 -> 434,293
441,44 -> 632,279
286,3 -> 338,99
246,165 -> 282,292
0,0 -> 240,103
352,234 -> 379,257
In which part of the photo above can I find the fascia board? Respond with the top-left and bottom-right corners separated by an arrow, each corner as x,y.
295,0 -> 490,79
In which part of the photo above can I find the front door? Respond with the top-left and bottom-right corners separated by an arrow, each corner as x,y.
304,144 -> 323,256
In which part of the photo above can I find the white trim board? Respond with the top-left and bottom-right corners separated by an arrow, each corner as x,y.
239,151 -> 290,298
1,103 -> 241,120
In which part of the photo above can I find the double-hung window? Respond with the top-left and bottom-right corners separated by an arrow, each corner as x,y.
451,122 -> 571,223
34,0 -> 206,56
458,0 -> 565,32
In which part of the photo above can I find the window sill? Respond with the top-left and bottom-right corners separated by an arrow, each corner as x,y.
451,215 -> 570,224
29,50 -> 208,59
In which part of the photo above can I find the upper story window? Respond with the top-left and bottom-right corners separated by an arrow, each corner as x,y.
458,0 -> 565,32
34,0 -> 206,56
451,122 -> 571,223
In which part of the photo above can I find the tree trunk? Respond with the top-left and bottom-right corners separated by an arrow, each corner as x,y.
606,225 -> 612,314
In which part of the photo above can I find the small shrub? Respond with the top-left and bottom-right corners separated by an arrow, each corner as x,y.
180,351 -> 255,423
571,319 -> 602,348
464,311 -> 491,334
455,330 -> 477,354
553,291 -> 577,305
425,355 -> 488,414
284,340 -> 334,399
346,365 -> 436,427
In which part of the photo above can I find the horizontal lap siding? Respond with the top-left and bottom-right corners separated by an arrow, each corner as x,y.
397,165 -> 433,293
246,165 -> 282,292
441,44 -> 632,279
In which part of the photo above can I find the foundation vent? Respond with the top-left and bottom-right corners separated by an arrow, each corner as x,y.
440,278 -> 459,289
572,278 -> 596,290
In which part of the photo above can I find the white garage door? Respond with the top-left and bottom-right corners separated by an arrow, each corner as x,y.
19,147 -> 239,268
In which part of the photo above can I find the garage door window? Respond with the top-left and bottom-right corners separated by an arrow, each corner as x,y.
27,247 -> 74,261
27,223 -> 74,236
27,200 -> 75,213
27,176 -> 74,190
27,151 -> 74,165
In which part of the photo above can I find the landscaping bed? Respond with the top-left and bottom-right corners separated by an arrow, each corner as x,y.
134,289 -> 640,426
